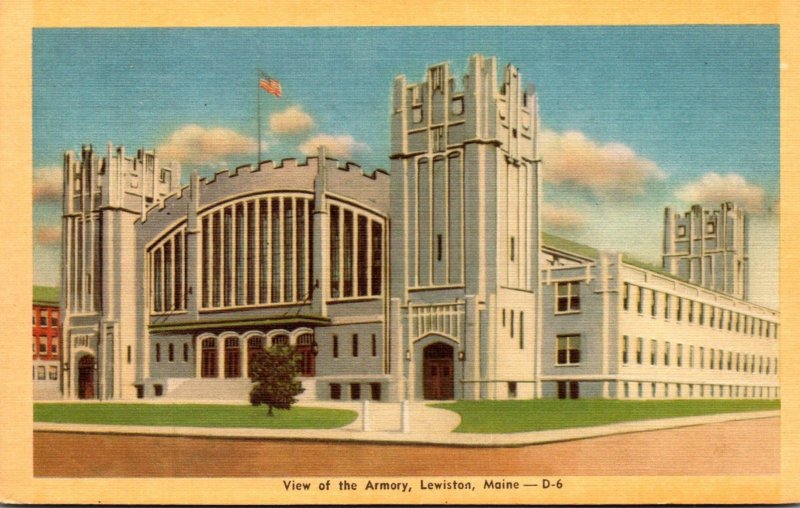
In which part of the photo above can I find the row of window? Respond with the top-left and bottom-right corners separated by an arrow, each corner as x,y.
198,334 -> 317,378
500,308 -> 525,349
621,336 -> 778,375
154,342 -> 190,363
331,334 -> 379,358
623,283 -> 777,339
622,381 -> 777,400
330,204 -> 384,299
675,220 -> 717,238
32,311 -> 59,328
32,365 -> 58,380
32,337 -> 58,355
329,382 -> 382,401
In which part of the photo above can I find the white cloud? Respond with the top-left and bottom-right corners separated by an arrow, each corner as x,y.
675,172 -> 767,214
541,202 -> 587,230
269,106 -> 315,134
540,129 -> 665,196
157,124 -> 260,165
33,166 -> 62,203
34,225 -> 61,246
298,134 -> 369,159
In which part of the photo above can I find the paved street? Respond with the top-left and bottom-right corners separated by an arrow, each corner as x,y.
34,416 -> 779,477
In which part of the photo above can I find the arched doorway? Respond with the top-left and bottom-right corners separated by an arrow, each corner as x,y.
423,342 -> 454,400
77,355 -> 95,399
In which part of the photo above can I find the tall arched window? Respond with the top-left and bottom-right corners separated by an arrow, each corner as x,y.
247,336 -> 264,377
224,337 -> 241,378
201,337 -> 217,378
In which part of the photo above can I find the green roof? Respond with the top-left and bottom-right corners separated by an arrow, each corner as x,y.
541,232 -> 686,282
33,286 -> 60,305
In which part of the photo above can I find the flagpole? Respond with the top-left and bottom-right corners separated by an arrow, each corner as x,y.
257,69 -> 262,168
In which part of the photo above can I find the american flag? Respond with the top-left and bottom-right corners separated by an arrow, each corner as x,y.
259,75 -> 282,97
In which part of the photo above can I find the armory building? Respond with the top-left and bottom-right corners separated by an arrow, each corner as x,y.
58,55 -> 779,402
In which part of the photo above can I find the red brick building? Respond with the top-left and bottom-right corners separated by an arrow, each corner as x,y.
33,286 -> 61,399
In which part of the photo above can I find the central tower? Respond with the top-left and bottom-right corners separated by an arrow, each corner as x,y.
389,55 -> 542,400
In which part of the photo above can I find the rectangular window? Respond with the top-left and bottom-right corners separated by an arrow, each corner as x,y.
37,366 -> 45,380
508,381 -> 517,398
709,306 -> 715,328
343,209 -> 354,298
623,283 -> 630,310
622,336 -> 629,364
689,345 -> 695,368
556,281 -> 581,313
40,315 -> 47,327
664,341 -> 670,366
519,312 -> 524,349
371,221 -> 383,296
699,303 -> 705,325
510,310 -> 515,338
332,335 -> 339,358
39,342 -> 47,354
350,383 -> 361,400
235,204 -> 245,305
556,335 -> 581,365
677,345 -> 683,367
370,383 -> 381,401
664,294 -> 670,319
358,215 -> 369,296
271,199 -> 281,302
371,334 -> 377,357
651,290 -> 657,317
352,334 -> 359,357
437,234 -> 443,262
509,236 -> 515,262
223,207 -> 233,307
676,298 -> 683,321
636,337 -> 643,364
168,343 -> 174,362
212,212 -> 222,307
710,348 -> 715,370
156,343 -> 161,362
49,366 -> 58,380
51,316 -> 59,327
688,301 -> 694,323
154,384 -> 164,396
183,343 -> 189,362
50,343 -> 58,353
127,345 -> 132,364
330,206 -> 340,298
636,286 -> 643,314
283,198 -> 294,301
330,383 -> 341,400
650,339 -> 657,366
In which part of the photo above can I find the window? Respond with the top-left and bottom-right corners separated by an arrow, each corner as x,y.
371,334 -> 378,357
330,383 -> 341,400
649,290 -> 657,317
519,312 -> 524,349
201,337 -> 217,378
37,366 -> 45,380
224,337 -> 241,378
350,383 -> 361,400
677,225 -> 686,237
155,343 -> 161,362
168,343 -> 174,362
706,221 -> 716,234
663,294 -> 670,319
371,221 -> 383,296
48,366 -> 58,380
677,344 -> 683,367
437,234 -> 443,262
358,215 -> 369,296
699,303 -> 705,325
556,281 -> 580,313
39,342 -> 47,354
371,383 -> 382,401
623,283 -> 630,310
556,381 -> 578,399
709,306 -> 716,328
664,342 -> 670,366
451,97 -> 464,115
650,340 -> 657,366
40,315 -> 47,327
183,343 -> 189,362
633,286 -> 643,313
51,344 -> 57,354
688,301 -> 694,323
333,335 -> 339,358
510,310 -> 515,337
509,236 -> 515,262
636,338 -> 643,364
352,334 -> 359,357
127,345 -> 132,364
689,345 -> 694,368
710,349 -> 715,370
51,316 -> 59,327
622,336 -> 629,364
508,382 -> 517,399
154,384 -> 164,396
502,308 -> 506,327
676,298 -> 683,321
556,335 -> 581,365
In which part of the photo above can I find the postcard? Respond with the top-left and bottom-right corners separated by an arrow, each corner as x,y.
2,0 -> 799,504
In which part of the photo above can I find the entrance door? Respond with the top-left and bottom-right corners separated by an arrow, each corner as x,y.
77,355 -> 95,399
423,342 -> 454,400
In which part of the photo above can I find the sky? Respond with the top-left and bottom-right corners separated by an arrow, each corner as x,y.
32,26 -> 780,308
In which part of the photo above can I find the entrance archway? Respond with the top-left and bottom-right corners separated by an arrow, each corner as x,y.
77,355 -> 95,399
423,342 -> 454,400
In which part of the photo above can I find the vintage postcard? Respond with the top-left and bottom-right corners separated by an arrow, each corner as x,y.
2,0 -> 799,504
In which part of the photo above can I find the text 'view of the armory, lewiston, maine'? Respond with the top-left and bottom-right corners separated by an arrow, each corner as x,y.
35,54 -> 779,405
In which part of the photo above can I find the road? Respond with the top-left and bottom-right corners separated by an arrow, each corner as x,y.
34,416 -> 778,477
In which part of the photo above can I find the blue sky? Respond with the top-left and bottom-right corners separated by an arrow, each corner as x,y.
32,26 -> 780,307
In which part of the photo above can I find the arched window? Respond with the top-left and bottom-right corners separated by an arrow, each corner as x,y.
247,336 -> 265,377
201,337 -> 217,378
296,333 -> 316,377
271,334 -> 289,347
224,337 -> 241,378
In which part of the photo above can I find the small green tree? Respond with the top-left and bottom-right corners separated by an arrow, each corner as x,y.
249,346 -> 305,416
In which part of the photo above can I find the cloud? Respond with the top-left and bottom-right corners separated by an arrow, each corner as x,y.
298,134 -> 369,159
675,172 -> 767,214
35,225 -> 61,246
33,166 -> 62,203
540,130 -> 665,196
541,202 -> 588,230
269,106 -> 315,134
156,125 -> 260,165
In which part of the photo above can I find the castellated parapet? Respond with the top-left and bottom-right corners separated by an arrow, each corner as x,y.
662,202 -> 749,301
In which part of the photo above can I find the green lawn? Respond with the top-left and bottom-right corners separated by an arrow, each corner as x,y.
430,399 -> 780,433
34,403 -> 358,429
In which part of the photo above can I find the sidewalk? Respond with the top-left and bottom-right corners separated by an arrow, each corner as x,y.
32,403 -> 778,448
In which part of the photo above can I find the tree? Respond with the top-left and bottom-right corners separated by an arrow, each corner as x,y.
249,346 -> 305,416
